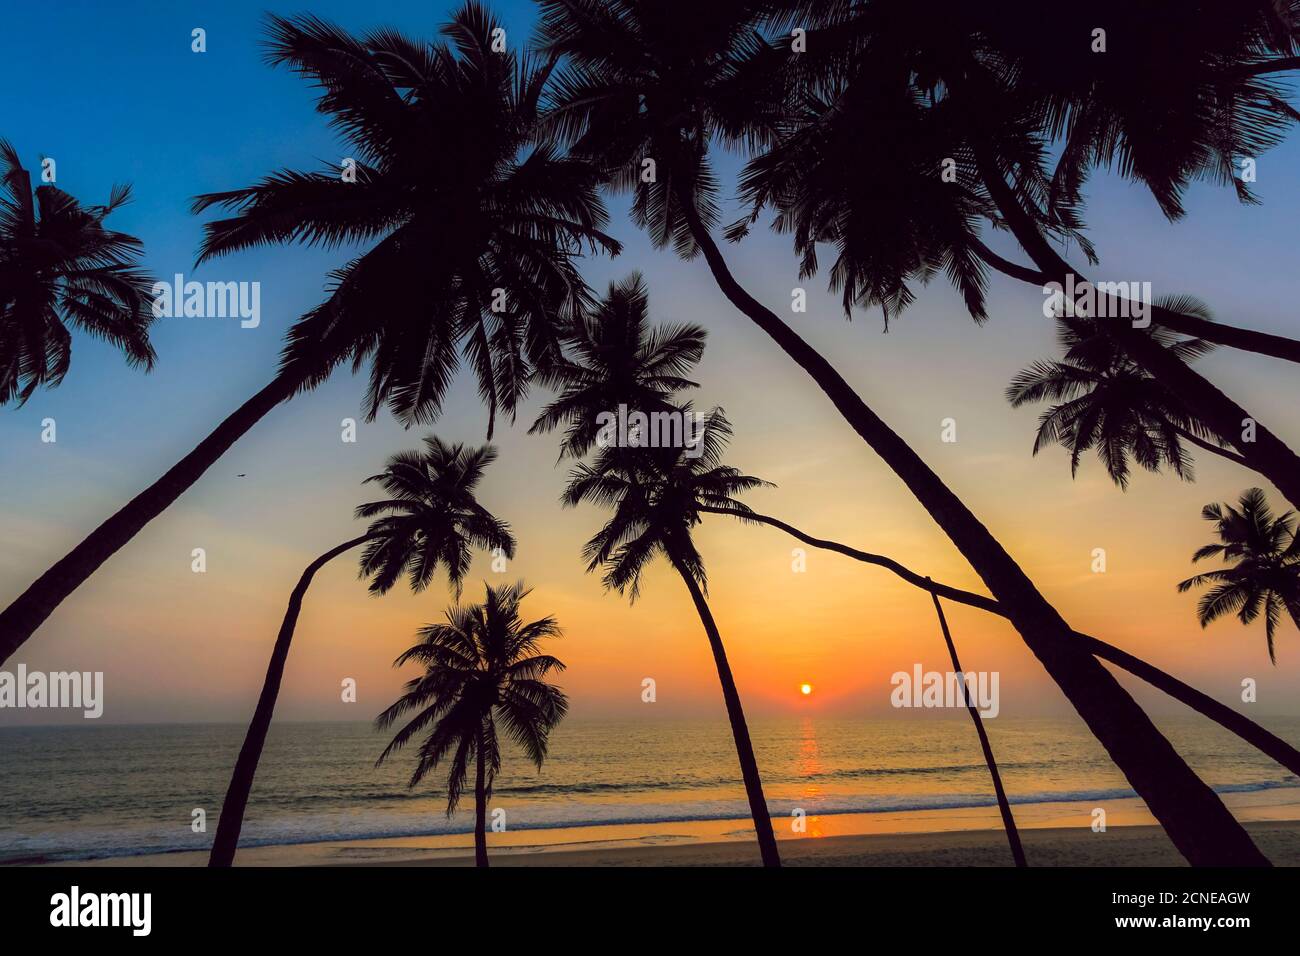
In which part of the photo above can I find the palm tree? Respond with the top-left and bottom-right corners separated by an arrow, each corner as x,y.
927,583 -> 1025,866
0,4 -> 617,662
529,271 -> 705,460
537,0 -> 1267,863
209,438 -> 514,867
564,408 -> 782,866
779,1 -> 1300,508
1007,307 -> 1247,488
376,581 -> 568,868
697,500 -> 1300,782
792,0 -> 1300,359
1178,488 -> 1300,664
532,280 -> 778,864
539,272 -> 1023,864
0,141 -> 155,405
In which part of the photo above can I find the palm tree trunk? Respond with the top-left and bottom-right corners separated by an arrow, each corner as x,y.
669,551 -> 781,867
1,369 -> 306,665
474,729 -> 489,869
677,196 -> 1268,865
973,149 -> 1300,511
209,532 -> 375,867
927,582 -> 1026,866
1172,426 -> 1251,468
1234,56 -> 1300,78
1138,308 -> 1300,365
969,197 -> 1300,364
698,504 -> 1300,780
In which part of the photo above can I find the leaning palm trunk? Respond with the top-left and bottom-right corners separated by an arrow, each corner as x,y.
669,550 -> 781,867
209,532 -> 374,867
928,583 -> 1026,866
698,505 -> 1300,781
677,197 -> 1267,865
1,369 -> 306,665
1148,313 -> 1300,364
474,728 -> 490,868
1172,427 -> 1250,468
973,151 -> 1300,512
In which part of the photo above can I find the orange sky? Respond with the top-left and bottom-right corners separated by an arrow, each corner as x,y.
2,8 -> 1299,725
5,202 -> 1299,725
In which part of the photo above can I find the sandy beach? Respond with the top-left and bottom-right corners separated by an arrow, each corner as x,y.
363,822 -> 1300,867
60,787 -> 1300,867
59,822 -> 1300,868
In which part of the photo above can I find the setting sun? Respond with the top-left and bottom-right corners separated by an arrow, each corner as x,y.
800,683 -> 813,696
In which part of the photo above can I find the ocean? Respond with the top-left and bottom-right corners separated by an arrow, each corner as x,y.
2,716 -> 1298,864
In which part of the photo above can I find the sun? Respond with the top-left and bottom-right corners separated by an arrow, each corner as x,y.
800,683 -> 813,696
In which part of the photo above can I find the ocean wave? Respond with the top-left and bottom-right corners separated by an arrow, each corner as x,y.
6,778 -> 1296,865
221,761 -> 1081,809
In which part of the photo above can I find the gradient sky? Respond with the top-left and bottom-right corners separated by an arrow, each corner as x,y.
2,0 -> 1299,726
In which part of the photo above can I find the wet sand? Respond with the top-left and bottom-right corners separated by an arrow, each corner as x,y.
58,787 -> 1300,867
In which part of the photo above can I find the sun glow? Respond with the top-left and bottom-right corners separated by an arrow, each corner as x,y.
800,683 -> 813,696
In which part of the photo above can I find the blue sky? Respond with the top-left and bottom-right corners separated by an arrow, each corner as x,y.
3,1 -> 1300,724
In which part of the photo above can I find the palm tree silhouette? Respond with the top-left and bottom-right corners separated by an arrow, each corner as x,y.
0,4 -> 616,662
1178,488 -> 1300,664
926,582 -> 1026,867
697,501 -> 1300,783
783,2 -> 1300,508
376,581 -> 568,868
529,272 -> 705,460
0,141 -> 155,405
209,437 -> 514,867
564,408 -> 782,866
1007,307 -> 1247,488
532,277 -> 778,864
537,0 -> 1266,863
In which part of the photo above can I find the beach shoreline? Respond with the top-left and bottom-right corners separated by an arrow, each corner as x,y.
48,787 -> 1300,867
47,822 -> 1300,868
